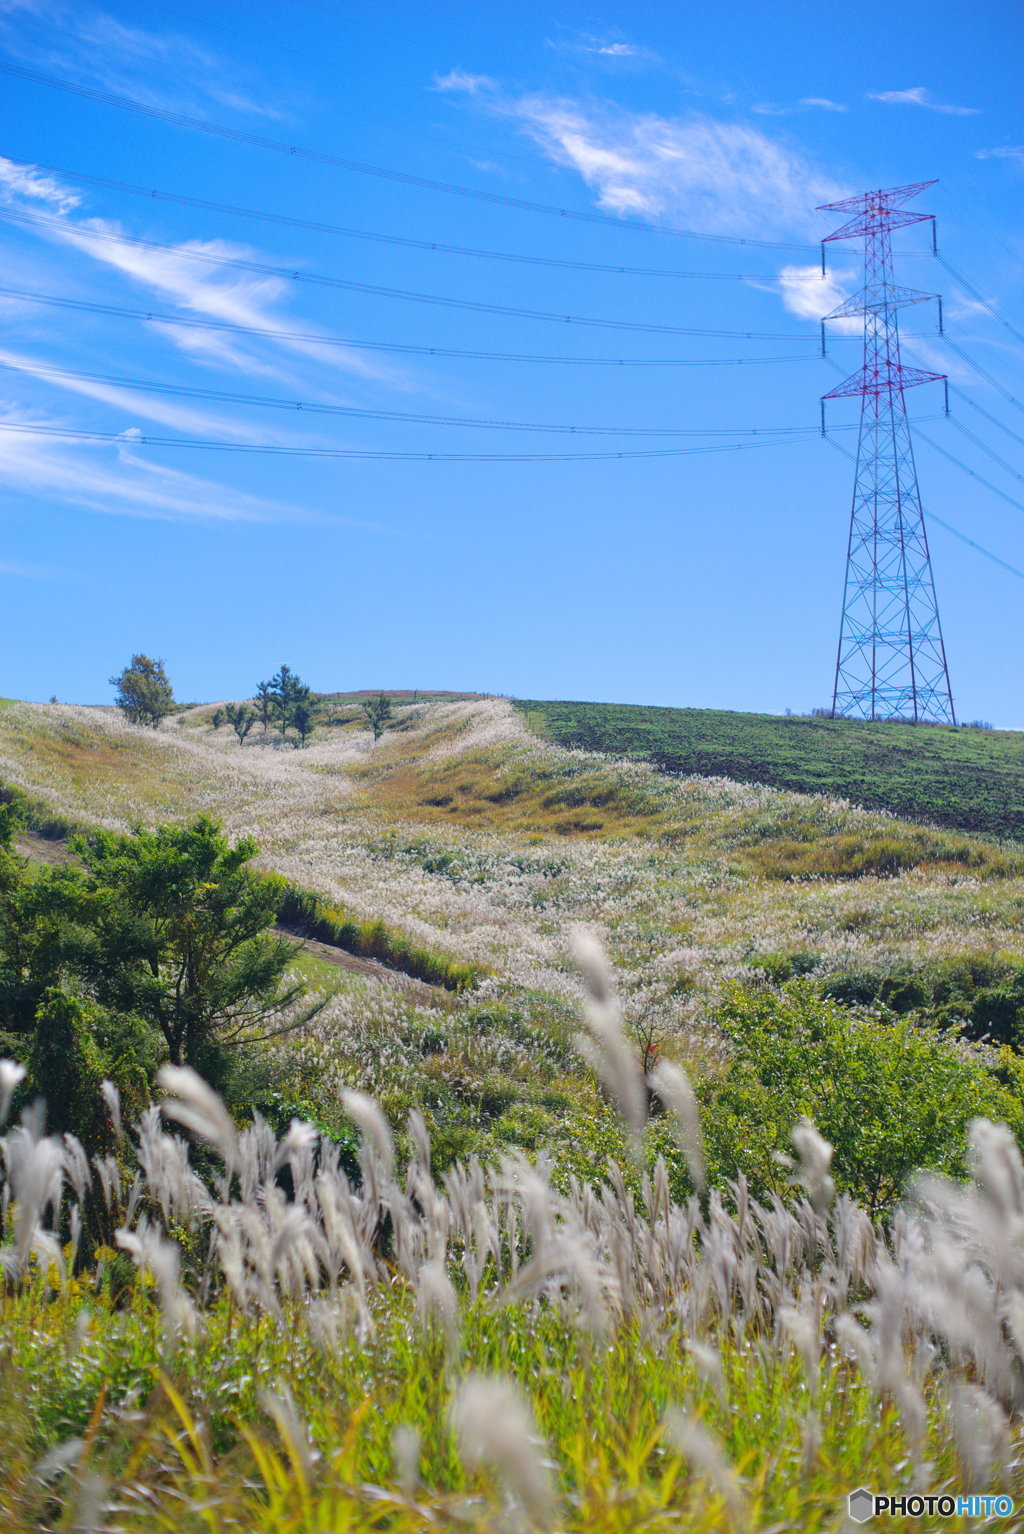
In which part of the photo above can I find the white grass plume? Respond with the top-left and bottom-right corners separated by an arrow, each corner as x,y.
570,928 -> 645,1146
157,1065 -> 239,1171
648,1058 -> 705,1193
453,1373 -> 557,1530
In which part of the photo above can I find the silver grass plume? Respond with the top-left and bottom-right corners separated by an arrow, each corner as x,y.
453,1373 -> 557,1531
0,1058 -> 25,1126
570,928 -> 645,1148
663,1409 -> 748,1530
788,1118 -> 835,1216
648,1058 -> 705,1194
342,1089 -> 394,1176
157,1065 -> 238,1172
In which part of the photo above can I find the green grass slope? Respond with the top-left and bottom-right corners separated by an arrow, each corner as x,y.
516,699 -> 1024,840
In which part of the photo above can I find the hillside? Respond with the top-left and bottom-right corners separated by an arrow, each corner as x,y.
7,695 -> 1024,1527
516,698 -> 1024,840
2,697 -> 1023,1082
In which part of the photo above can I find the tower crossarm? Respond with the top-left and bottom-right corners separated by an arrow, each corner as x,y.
824,285 -> 939,321
823,364 -> 945,400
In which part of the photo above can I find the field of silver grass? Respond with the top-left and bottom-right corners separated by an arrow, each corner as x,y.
2,697 -> 1022,1060
3,946 -> 1024,1531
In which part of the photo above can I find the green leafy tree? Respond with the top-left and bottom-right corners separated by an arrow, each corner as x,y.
110,655 -> 175,728
28,989 -> 114,1151
254,681 -> 275,733
362,693 -> 392,742
291,701 -> 317,749
225,703 -> 257,745
211,709 -> 225,731
260,665 -> 311,740
60,816 -> 322,1070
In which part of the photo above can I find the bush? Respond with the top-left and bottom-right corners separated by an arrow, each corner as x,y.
698,980 -> 1024,1215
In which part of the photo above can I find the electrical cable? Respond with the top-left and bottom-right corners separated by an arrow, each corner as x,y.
3,158 -> 799,283
948,384 -> 1024,451
823,353 -> 1024,515
0,286 -> 824,367
943,337 -> 1024,418
0,419 -> 822,463
0,354 -> 838,437
0,206 -> 813,340
936,254 -> 1024,348
0,60 -> 825,252
823,434 -> 1024,581
947,415 -> 1024,487
916,428 -> 1024,516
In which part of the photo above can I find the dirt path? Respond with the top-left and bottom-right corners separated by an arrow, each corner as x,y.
15,830 -> 71,866
282,930 -> 443,1005
14,828 -> 442,1004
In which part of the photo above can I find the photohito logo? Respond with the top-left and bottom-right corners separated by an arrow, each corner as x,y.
848,1488 -> 1015,1522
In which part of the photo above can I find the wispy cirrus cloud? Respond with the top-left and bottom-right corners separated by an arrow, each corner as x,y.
774,264 -> 860,333
976,146 -> 1024,166
752,97 -> 848,117
0,408 -> 313,523
436,78 -> 844,237
868,86 -> 979,116
0,0 -> 284,118
543,32 -> 660,66
0,158 -> 403,386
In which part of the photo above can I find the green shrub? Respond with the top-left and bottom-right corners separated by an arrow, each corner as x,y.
698,980 -> 1024,1215
28,989 -> 114,1151
822,956 -> 1024,1047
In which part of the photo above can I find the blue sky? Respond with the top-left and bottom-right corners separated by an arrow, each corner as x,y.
0,0 -> 1022,722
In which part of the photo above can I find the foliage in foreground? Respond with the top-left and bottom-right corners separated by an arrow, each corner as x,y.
4,951 -> 1024,1530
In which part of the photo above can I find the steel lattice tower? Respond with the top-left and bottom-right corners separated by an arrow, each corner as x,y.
820,181 -> 955,724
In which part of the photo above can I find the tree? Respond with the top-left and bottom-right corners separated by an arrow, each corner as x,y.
362,693 -> 392,742
110,655 -> 175,728
61,817 -> 322,1069
211,709 -> 225,731
254,682 -> 275,733
259,665 -> 311,740
292,700 -> 317,749
225,703 -> 256,744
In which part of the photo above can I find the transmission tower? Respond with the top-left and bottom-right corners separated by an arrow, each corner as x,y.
820,180 -> 956,725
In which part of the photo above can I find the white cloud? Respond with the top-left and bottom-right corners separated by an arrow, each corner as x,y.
976,146 -> 1024,165
434,70 -> 497,96
0,344 -> 308,439
0,0 -> 283,119
464,90 -> 845,236
868,87 -> 979,116
773,264 -> 862,335
0,557 -> 57,578
0,156 -> 80,212
0,165 -> 403,385
799,98 -> 848,113
0,410 -> 310,523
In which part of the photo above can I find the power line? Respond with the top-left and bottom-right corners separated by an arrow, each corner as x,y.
949,384 -> 1024,450
943,337 -> 1024,417
916,428 -> 1024,516
0,206 -> 811,341
936,254 -> 1024,348
0,355 -> 836,437
947,415 -> 1024,486
0,419 -> 820,463
6,158 -> 796,283
823,434 -> 1024,580
0,59 -> 824,253
0,286 -> 824,367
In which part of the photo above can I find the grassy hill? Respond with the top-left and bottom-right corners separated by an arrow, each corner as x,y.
516,699 -> 1024,841
6,696 -> 1024,1526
